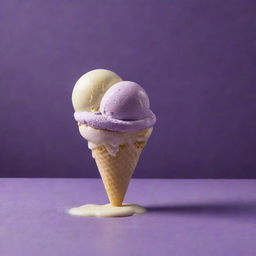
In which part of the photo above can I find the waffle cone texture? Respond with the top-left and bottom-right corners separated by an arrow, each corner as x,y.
92,129 -> 150,206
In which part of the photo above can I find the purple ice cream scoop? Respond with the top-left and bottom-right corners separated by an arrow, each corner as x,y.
74,81 -> 156,132
100,81 -> 152,121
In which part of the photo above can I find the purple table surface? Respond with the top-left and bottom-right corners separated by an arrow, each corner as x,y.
1,179 -> 256,256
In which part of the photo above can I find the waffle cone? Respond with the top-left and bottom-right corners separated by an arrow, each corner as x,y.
91,129 -> 150,206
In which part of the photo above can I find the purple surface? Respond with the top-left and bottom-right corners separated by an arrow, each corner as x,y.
0,1 -> 256,178
1,179 -> 256,256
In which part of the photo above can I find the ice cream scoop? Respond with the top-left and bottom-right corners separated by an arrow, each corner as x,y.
74,81 -> 156,132
100,81 -> 151,121
72,69 -> 122,112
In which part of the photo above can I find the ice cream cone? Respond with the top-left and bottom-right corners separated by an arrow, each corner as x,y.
71,71 -> 156,216
91,129 -> 150,206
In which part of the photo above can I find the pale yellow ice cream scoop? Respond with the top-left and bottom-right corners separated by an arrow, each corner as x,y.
72,69 -> 122,112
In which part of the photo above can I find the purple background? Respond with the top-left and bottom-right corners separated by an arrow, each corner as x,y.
0,0 -> 255,178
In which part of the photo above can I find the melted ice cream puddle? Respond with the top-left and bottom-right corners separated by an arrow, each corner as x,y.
69,204 -> 146,217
